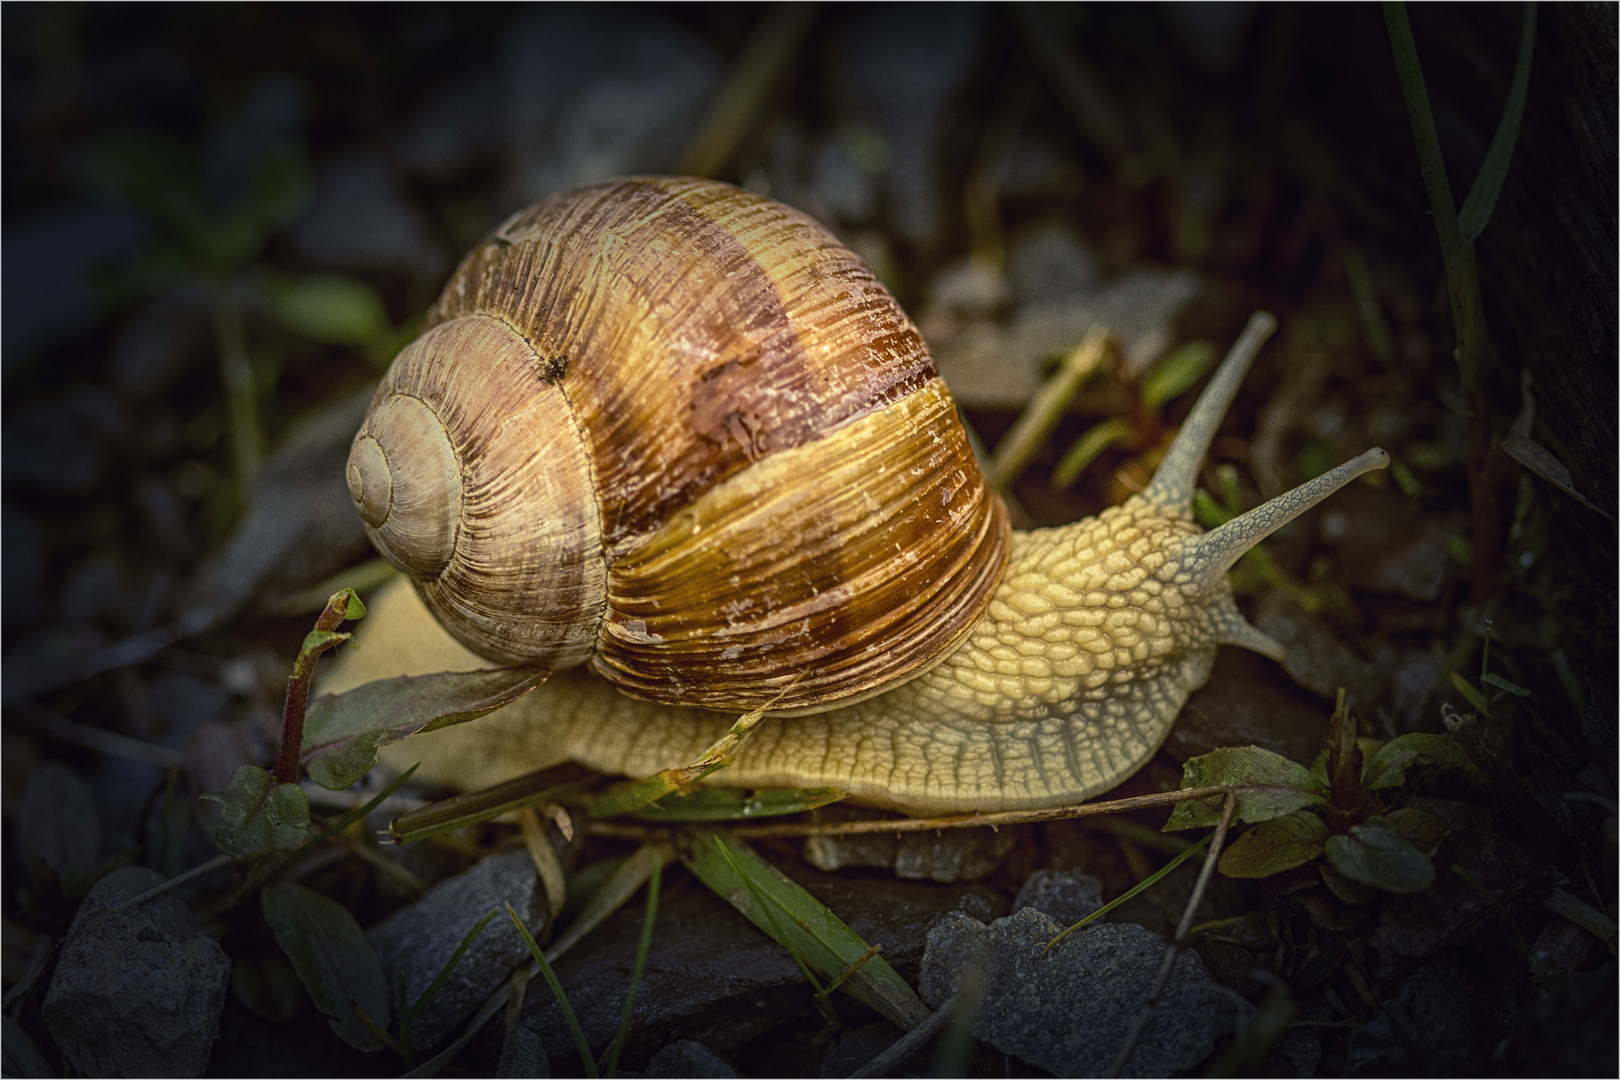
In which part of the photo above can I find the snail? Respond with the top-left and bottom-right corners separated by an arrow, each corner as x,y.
327,176 -> 1387,813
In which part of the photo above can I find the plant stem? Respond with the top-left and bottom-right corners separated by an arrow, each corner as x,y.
274,593 -> 353,784
212,282 -> 263,493
1105,792 -> 1237,1077
1382,1 -> 1516,599
587,785 -> 1241,841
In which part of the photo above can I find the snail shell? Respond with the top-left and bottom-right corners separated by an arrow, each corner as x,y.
348,177 -> 1008,714
335,178 -> 1389,812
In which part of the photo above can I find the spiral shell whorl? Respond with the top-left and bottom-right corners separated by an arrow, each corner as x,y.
346,397 -> 463,577
350,314 -> 607,670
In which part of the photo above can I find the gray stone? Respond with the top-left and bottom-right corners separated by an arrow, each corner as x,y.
828,5 -> 985,251
2,387 -> 126,497
1011,868 -> 1104,929
804,827 -> 1015,883
1255,591 -> 1388,715
399,71 -> 504,182
523,862 -> 1005,1067
1,503 -> 44,633
182,385 -> 374,630
644,1039 -> 736,1078
42,867 -> 231,1077
368,851 -> 550,1051
927,264 -> 1200,407
2,205 -> 148,367
1169,647 -> 1330,766
501,8 -> 720,206
497,1009 -> 552,1078
813,135 -> 880,224
1007,223 -> 1101,306
919,908 -> 1249,1078
110,282 -> 212,401
290,151 -> 446,282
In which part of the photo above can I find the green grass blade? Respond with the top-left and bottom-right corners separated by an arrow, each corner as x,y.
1458,2 -> 1536,242
1044,834 -> 1212,952
548,845 -> 668,964
602,859 -> 663,1078
679,828 -> 930,1029
404,908 -> 497,1027
388,763 -> 592,844
591,707 -> 769,819
506,903 -> 597,1078
711,835 -> 828,998
1051,417 -> 1135,492
298,763 -> 419,855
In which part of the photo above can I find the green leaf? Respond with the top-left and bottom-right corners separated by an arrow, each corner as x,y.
1448,671 -> 1493,715
327,586 -> 368,622
632,786 -> 847,822
507,904 -> 597,1078
1192,488 -> 1235,528
199,765 -> 311,859
1481,672 -> 1530,697
261,273 -> 392,346
1325,689 -> 1361,811
1361,732 -> 1481,791
402,908 -> 497,1043
262,882 -> 390,1051
244,142 -> 313,233
1323,822 -> 1436,894
1164,746 -> 1330,831
301,667 -> 549,790
1380,807 -> 1451,850
1051,417 -> 1135,491
302,629 -> 351,655
1456,3 -> 1536,242
1218,811 -> 1331,879
678,829 -> 929,1030
1142,339 -> 1219,415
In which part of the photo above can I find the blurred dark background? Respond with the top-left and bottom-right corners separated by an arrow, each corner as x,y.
2,4 -> 1614,1075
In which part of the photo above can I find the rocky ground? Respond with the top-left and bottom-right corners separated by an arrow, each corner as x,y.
3,5 -> 1614,1077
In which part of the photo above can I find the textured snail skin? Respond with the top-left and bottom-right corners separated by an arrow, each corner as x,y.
329,299 -> 1389,812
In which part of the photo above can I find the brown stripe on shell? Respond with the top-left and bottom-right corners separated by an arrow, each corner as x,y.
376,315 -> 606,668
425,177 -> 936,548
593,379 -> 1010,712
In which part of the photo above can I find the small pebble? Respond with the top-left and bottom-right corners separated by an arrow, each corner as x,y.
644,1039 -> 737,1078
1010,867 -> 1104,929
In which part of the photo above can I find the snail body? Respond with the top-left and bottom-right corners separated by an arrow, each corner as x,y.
335,177 -> 1387,813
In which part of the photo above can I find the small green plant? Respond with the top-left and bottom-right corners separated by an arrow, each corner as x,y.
1166,689 -> 1481,894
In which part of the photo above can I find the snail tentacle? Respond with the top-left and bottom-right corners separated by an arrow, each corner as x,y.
1182,447 -> 1391,588
1141,310 -> 1279,510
